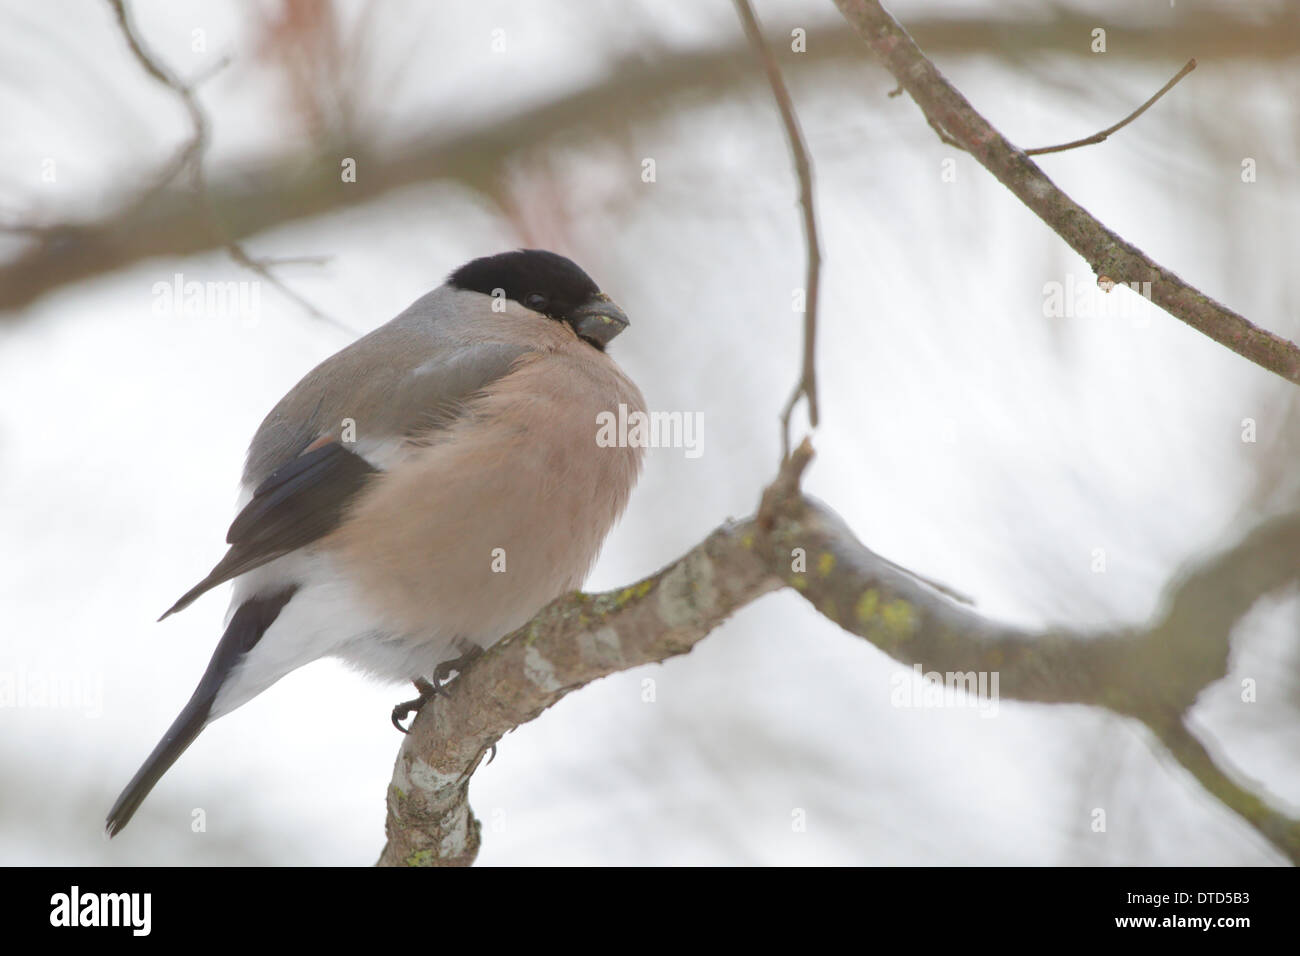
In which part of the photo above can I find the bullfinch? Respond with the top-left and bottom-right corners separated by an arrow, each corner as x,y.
106,249 -> 646,836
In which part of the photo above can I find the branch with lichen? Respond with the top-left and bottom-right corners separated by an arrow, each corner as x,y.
380,442 -> 1300,865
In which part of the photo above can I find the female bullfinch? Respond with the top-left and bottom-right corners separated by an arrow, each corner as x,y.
107,250 -> 645,835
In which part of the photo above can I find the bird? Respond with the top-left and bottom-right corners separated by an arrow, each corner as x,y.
106,249 -> 646,836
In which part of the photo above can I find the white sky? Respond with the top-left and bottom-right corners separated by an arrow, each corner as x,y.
1,0 -> 1297,864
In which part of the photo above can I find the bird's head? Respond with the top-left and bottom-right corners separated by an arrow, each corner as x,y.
448,249 -> 630,349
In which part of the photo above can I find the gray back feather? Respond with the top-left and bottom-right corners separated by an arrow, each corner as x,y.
243,286 -> 531,485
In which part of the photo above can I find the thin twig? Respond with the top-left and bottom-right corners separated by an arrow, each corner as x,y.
188,53 -> 234,89
1151,717 -> 1300,862
733,0 -> 823,460
226,244 -> 353,334
927,115 -> 965,150
107,0 -> 207,200
106,0 -> 348,333
7,14 -> 1279,316
1025,58 -> 1197,156
833,0 -> 1300,387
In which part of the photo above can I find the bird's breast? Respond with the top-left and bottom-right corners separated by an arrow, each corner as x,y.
322,348 -> 646,647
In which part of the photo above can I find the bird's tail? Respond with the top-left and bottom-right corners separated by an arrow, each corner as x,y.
105,691 -> 212,836
106,586 -> 297,836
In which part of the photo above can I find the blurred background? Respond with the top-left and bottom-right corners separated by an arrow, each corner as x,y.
1,0 -> 1297,865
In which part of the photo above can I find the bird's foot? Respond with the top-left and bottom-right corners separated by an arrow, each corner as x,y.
432,645 -> 482,685
389,646 -> 486,734
391,677 -> 438,734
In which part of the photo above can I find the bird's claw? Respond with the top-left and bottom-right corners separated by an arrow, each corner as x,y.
389,647 -> 486,733
391,677 -> 438,734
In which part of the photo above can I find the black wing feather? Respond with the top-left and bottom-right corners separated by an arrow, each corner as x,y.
159,442 -> 377,620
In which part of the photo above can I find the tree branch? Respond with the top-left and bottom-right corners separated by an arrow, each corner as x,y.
1152,718 -> 1300,860
380,441 -> 1300,865
101,0 -> 348,331
831,0 -> 1300,387
9,9 -> 1293,318
1024,58 -> 1197,156
733,0 -> 822,460
39,3 -> 1300,864
377,515 -> 785,866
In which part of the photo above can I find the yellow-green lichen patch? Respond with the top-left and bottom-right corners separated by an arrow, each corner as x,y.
817,552 -> 835,577
616,578 -> 655,606
586,578 -> 654,618
852,590 -> 918,646
523,618 -> 544,646
879,598 -> 917,642
404,849 -> 437,867
790,574 -> 807,591
855,589 -> 880,626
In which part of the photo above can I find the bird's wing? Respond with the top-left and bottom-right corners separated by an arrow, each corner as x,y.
160,338 -> 531,619
244,338 -> 532,485
158,441 -> 377,619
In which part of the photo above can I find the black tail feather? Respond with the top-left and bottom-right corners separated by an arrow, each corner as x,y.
107,586 -> 297,836
105,692 -> 212,837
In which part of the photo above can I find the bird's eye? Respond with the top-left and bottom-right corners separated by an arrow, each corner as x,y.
524,292 -> 549,312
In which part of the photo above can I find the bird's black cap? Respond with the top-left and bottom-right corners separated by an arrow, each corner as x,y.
450,249 -> 600,317
449,249 -> 628,348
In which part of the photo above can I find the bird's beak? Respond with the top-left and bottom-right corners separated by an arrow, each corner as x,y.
570,293 -> 630,347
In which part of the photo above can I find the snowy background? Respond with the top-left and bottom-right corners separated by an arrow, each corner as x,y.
1,0 -> 1297,864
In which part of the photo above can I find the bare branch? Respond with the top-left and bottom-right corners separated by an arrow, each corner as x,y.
7,10 -> 1294,316
377,517 -> 785,866
106,0 -> 208,198
832,0 -> 1300,387
1025,58 -> 1197,156
733,0 -> 822,461
380,441 -> 1300,865
1152,718 -> 1300,860
105,0 -> 346,331
92,1 -> 1298,866
225,243 -> 353,335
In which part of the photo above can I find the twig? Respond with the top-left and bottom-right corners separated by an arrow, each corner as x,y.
5,14 -> 1286,316
733,0 -> 823,460
106,0 -> 348,333
107,0 -> 207,200
226,244 -> 353,335
1025,58 -> 1197,156
1151,717 -> 1300,861
927,115 -> 965,150
832,0 -> 1300,387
